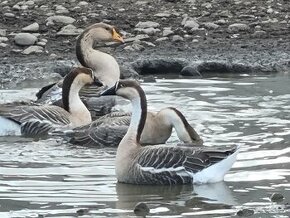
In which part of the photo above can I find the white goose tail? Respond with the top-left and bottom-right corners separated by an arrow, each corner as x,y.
193,147 -> 240,184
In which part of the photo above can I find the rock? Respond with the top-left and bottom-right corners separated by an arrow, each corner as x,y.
228,23 -> 250,33
124,42 -> 145,51
14,33 -> 37,46
0,37 -> 8,42
267,8 -> 274,14
270,193 -> 284,202
22,45 -> 43,55
154,12 -> 171,18
183,18 -> 199,29
36,41 -> 46,47
46,15 -> 75,25
142,41 -> 156,47
192,39 -> 199,43
78,1 -> 89,6
163,28 -> 174,37
252,30 -> 267,38
4,13 -> 15,18
0,43 -> 8,48
135,27 -> 160,35
22,22 -> 39,32
76,209 -> 89,216
56,24 -> 84,36
203,22 -> 219,30
12,4 -> 21,10
55,5 -> 69,14
0,29 -> 6,36
215,19 -> 227,25
134,202 -> 150,217
155,37 -> 169,42
236,208 -> 254,217
172,35 -> 183,42
136,21 -> 160,28
125,34 -> 150,43
180,66 -> 202,77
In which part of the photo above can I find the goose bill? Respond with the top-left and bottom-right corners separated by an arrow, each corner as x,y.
100,82 -> 118,96
112,28 -> 124,43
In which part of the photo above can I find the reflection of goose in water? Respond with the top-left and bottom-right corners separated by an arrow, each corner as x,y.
115,182 -> 237,215
36,23 -> 124,118
101,80 -> 239,185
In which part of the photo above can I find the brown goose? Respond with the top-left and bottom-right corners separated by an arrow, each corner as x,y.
66,107 -> 203,147
100,80 -> 239,185
36,23 -> 124,117
0,67 -> 100,136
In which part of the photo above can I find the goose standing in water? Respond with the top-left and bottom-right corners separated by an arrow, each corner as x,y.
101,80 -> 239,185
67,107 -> 203,147
36,23 -> 124,117
0,67 -> 101,137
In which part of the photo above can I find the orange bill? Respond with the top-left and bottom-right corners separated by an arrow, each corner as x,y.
112,28 -> 125,43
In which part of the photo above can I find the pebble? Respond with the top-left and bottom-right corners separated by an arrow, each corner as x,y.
163,28 -> 174,37
22,45 -> 43,55
134,202 -> 150,217
0,37 -> 8,42
4,13 -> 15,18
203,22 -> 219,30
183,18 -> 199,29
228,23 -> 250,33
36,41 -> 46,47
22,22 -> 39,32
124,42 -> 145,51
253,30 -> 267,38
215,19 -> 227,25
136,21 -> 160,28
125,34 -> 150,43
192,39 -> 199,43
78,1 -> 89,7
156,37 -> 168,42
267,8 -> 274,14
0,43 -> 8,48
56,24 -> 84,36
12,4 -> 21,10
55,5 -> 69,14
270,193 -> 284,202
236,208 -> 254,217
154,12 -> 171,18
0,29 -> 6,36
46,15 -> 75,25
135,27 -> 160,35
14,33 -> 37,46
172,35 -> 184,42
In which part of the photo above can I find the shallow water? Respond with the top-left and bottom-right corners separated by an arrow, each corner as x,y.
0,73 -> 290,217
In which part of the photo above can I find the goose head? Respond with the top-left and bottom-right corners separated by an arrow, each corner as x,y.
101,80 -> 142,101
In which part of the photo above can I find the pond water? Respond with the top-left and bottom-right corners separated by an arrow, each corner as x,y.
0,73 -> 290,217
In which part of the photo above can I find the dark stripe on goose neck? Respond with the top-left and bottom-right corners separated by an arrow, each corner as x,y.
135,85 -> 147,143
62,68 -> 91,112
76,28 -> 91,68
169,107 -> 201,141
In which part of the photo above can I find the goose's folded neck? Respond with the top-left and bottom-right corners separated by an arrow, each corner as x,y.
122,87 -> 147,145
62,72 -> 91,125
76,29 -> 120,87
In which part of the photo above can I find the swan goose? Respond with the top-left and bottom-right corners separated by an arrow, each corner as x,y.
67,107 -> 203,147
0,67 -> 100,136
100,80 -> 239,185
36,23 -> 124,117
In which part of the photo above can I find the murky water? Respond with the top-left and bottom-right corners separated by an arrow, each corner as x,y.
0,73 -> 290,217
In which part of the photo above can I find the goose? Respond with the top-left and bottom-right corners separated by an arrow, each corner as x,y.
0,67 -> 101,137
100,80 -> 239,185
35,22 -> 124,117
66,107 -> 203,147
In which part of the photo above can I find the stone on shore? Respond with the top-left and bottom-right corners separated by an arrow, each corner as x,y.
56,24 -> 84,36
22,22 -> 39,32
46,15 -> 75,25
228,23 -> 250,33
14,33 -> 37,46
136,21 -> 160,29
22,45 -> 43,55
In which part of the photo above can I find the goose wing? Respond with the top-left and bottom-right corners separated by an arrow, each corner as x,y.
136,145 -> 237,185
0,105 -> 71,126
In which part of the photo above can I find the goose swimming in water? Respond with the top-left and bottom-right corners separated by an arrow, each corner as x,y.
36,23 -> 124,117
67,107 -> 203,147
101,80 -> 239,185
0,67 -> 101,137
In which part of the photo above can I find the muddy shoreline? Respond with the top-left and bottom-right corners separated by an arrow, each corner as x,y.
0,0 -> 289,88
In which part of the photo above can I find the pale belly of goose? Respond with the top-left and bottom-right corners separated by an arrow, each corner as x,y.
0,117 -> 21,136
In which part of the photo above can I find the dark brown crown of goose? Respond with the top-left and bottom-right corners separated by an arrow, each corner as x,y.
62,67 -> 92,112
76,23 -> 120,68
117,80 -> 147,143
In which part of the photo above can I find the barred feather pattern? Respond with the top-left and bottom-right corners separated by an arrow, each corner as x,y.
126,145 -> 238,185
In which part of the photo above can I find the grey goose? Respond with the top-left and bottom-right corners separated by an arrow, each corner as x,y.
100,80 -> 239,185
0,67 -> 101,137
